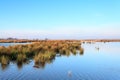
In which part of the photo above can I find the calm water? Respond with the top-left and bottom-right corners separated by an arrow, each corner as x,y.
0,43 -> 31,47
0,42 -> 120,80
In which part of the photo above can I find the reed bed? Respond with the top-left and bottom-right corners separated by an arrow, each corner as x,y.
0,40 -> 84,68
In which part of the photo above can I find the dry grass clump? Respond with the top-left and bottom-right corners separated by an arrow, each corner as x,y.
79,48 -> 84,55
34,51 -> 56,68
0,56 -> 9,65
0,40 -> 82,55
17,53 -> 27,63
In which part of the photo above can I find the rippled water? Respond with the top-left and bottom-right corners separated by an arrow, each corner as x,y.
0,42 -> 120,80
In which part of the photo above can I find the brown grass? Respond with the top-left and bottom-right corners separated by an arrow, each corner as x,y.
0,40 -> 84,68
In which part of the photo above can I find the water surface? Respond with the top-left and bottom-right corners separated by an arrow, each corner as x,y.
0,42 -> 120,80
0,43 -> 31,47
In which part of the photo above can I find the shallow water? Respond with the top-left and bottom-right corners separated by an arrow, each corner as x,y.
0,43 -> 31,47
0,42 -> 120,80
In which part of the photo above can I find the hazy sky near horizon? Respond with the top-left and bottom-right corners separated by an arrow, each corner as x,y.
0,0 -> 120,39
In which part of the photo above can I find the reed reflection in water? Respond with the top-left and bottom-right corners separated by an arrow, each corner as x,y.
0,41 -> 84,70
0,42 -> 120,80
0,47 -> 84,70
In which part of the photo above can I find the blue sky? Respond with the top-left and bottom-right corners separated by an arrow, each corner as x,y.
0,0 -> 120,39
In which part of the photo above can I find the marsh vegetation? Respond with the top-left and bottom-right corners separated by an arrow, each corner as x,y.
0,40 -> 84,69
0,42 -> 120,80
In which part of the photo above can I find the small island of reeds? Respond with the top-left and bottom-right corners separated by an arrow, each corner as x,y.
0,40 -> 84,69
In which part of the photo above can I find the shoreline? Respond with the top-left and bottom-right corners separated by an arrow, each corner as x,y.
0,39 -> 120,43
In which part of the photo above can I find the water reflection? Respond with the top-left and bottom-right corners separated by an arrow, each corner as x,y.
17,60 -> 30,69
95,47 -> 100,51
80,48 -> 84,55
0,46 -> 84,70
33,47 -> 84,69
1,64 -> 8,70
0,42 -> 120,80
0,56 -> 9,70
33,52 -> 56,69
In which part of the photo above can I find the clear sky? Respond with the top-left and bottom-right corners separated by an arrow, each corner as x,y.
0,0 -> 120,39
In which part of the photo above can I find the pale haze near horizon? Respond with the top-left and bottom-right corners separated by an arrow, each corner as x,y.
0,0 -> 120,39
